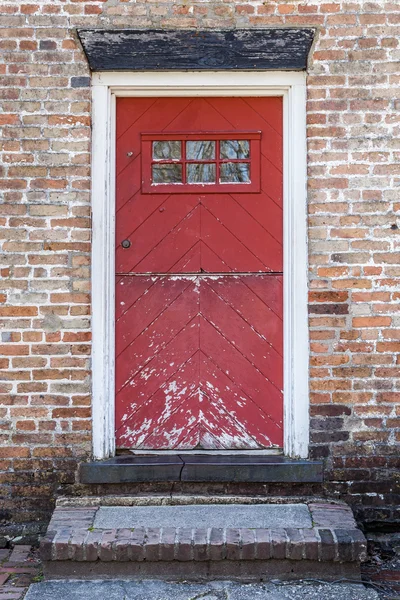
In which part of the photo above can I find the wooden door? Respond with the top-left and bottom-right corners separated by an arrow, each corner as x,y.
115,97 -> 283,450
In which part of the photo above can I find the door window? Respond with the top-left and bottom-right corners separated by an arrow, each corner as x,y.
142,132 -> 261,193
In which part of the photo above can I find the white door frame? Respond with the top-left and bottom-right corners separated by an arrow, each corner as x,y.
91,71 -> 309,460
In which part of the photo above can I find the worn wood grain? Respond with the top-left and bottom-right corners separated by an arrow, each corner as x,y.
77,28 -> 315,72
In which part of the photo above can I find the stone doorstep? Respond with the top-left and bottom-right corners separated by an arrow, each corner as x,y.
55,494 -> 330,508
40,501 -> 367,581
79,455 -> 323,484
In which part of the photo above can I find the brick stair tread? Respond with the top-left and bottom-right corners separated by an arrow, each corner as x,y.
40,500 -> 367,564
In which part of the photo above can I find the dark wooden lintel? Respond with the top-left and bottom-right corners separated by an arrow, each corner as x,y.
77,28 -> 315,72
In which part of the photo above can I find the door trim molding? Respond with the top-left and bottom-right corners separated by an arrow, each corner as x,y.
91,71 -> 309,460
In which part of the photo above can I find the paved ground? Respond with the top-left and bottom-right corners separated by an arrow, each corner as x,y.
1,543 -> 400,600
362,554 -> 400,599
24,580 -> 380,600
93,503 -> 312,530
0,546 -> 41,600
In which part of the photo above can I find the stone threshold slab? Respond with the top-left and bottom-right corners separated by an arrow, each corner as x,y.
93,503 -> 312,530
79,455 -> 323,484
56,495 -> 328,508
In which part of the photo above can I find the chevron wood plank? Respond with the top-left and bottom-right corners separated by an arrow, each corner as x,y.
244,97 -> 284,136
199,316 -> 283,426
231,191 -> 283,244
133,205 -> 201,274
199,242 -> 231,273
117,195 -> 199,273
207,96 -> 283,172
201,206 -> 266,273
115,275 -> 154,321
245,275 -> 284,320
163,97 -> 235,132
116,276 -> 191,355
117,350 -> 200,448
205,98 -> 283,206
116,191 -> 169,246
139,383 -> 263,450
204,276 -> 283,355
116,97 -> 157,174
169,242 -> 202,273
116,97 -> 156,140
260,154 -> 283,208
200,280 -> 283,390
116,320 -> 200,434
116,153 -> 142,209
201,194 -> 283,272
115,279 -> 200,392
178,424 -> 227,450
199,353 -> 281,447
116,97 -> 193,176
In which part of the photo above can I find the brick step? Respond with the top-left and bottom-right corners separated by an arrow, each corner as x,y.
40,498 -> 367,582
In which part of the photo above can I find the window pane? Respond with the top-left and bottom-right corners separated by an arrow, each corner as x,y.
152,163 -> 182,183
186,141 -> 215,160
220,140 -> 250,159
220,163 -> 250,183
152,141 -> 181,160
187,163 -> 216,184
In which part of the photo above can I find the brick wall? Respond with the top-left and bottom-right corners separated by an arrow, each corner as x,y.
0,0 -> 399,531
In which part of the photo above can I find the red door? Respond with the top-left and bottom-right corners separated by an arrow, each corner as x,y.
115,97 -> 283,450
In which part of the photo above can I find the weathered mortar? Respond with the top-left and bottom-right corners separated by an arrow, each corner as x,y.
0,0 -> 399,531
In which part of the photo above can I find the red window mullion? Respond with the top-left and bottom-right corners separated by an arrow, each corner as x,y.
249,139 -> 253,182
216,139 -> 220,184
182,140 -> 187,185
185,160 -> 218,164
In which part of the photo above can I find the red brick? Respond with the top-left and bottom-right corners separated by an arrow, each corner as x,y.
0,0 -> 398,532
352,317 -> 392,328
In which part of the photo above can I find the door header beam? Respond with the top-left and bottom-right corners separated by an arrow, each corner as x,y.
77,28 -> 315,72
